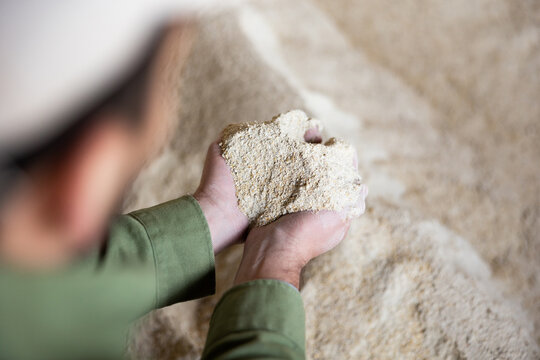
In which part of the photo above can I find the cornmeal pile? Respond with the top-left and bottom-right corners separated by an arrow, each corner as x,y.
220,110 -> 367,226
126,1 -> 540,358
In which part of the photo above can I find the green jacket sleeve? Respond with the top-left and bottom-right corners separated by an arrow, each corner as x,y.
116,195 -> 215,305
0,195 -> 215,360
202,279 -> 306,360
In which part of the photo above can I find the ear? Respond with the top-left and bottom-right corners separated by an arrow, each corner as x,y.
54,115 -> 134,249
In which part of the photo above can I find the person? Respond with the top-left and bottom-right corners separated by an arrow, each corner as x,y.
0,1 -> 365,359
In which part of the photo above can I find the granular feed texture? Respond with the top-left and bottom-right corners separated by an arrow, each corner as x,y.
220,110 -> 367,226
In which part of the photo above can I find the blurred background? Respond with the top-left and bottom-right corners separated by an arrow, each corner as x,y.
123,0 -> 540,359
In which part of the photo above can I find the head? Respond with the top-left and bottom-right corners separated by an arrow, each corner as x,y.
0,22 -> 195,269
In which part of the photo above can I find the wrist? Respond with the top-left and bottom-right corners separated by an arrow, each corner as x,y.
193,191 -> 226,254
234,231 -> 305,289
234,257 -> 303,289
193,190 -> 248,255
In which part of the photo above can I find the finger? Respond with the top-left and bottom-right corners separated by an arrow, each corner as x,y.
314,209 -> 350,227
354,184 -> 368,215
304,128 -> 323,143
315,211 -> 351,250
339,220 -> 351,241
358,184 -> 368,202
207,141 -> 223,159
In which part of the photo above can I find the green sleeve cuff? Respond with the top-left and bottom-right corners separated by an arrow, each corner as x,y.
204,279 -> 305,358
129,195 -> 215,306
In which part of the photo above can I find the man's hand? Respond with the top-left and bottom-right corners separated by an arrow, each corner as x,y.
194,142 -> 249,254
234,184 -> 367,289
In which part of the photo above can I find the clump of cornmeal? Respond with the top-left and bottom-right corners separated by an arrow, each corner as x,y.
220,110 -> 367,226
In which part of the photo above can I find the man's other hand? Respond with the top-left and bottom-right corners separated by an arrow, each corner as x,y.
194,142 -> 249,254
234,182 -> 367,289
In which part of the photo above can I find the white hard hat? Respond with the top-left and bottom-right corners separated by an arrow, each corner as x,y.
0,0 -> 238,155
